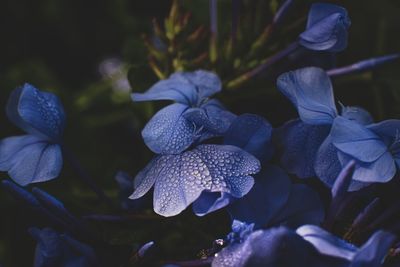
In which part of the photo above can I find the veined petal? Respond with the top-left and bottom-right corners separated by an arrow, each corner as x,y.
351,231 -> 396,267
0,135 -> 42,170
368,119 -> 400,139
277,67 -> 337,125
338,151 -> 396,184
9,143 -> 62,186
7,84 -> 65,142
142,103 -> 196,154
300,3 -> 350,52
331,117 -> 387,163
132,70 -> 221,105
0,135 -> 62,185
300,13 -> 341,43
224,114 -> 273,160
181,70 -> 222,100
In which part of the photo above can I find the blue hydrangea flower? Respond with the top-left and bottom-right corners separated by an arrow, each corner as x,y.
319,117 -> 400,186
213,223 -> 395,267
192,114 -> 273,216
129,144 -> 260,217
299,3 -> 351,52
30,227 -> 97,267
212,226 -> 344,267
0,84 -> 65,185
276,67 -> 373,179
297,225 -> 396,267
193,114 -> 323,226
132,70 -> 236,154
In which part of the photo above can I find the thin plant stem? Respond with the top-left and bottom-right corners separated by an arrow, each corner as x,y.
62,146 -> 114,207
227,41 -> 299,89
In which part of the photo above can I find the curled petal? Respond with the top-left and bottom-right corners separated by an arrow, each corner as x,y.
184,99 -> 236,136
192,191 -> 235,216
297,225 -> 357,261
368,119 -> 400,149
300,3 -> 350,52
331,117 -> 387,163
7,84 -> 65,142
277,67 -> 337,125
338,151 -> 395,184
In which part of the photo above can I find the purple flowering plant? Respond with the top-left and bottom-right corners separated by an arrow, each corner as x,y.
1,1 -> 400,266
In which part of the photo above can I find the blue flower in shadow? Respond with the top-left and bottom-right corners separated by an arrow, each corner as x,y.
300,3 -> 351,52
0,84 -> 65,185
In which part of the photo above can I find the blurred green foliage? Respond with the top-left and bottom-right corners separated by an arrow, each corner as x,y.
1,0 -> 400,266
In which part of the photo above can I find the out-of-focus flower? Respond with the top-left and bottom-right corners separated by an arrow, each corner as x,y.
99,57 -> 131,93
0,84 -> 65,185
132,70 -> 236,154
299,3 -> 351,52
129,144 -> 260,217
30,227 -> 97,267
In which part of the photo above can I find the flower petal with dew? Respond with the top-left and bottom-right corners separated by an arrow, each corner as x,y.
133,70 -> 235,154
129,144 -> 260,217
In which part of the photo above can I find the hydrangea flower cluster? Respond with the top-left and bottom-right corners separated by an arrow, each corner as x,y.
1,1 -> 400,267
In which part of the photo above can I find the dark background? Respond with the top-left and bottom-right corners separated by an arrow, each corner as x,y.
1,0 -> 400,266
